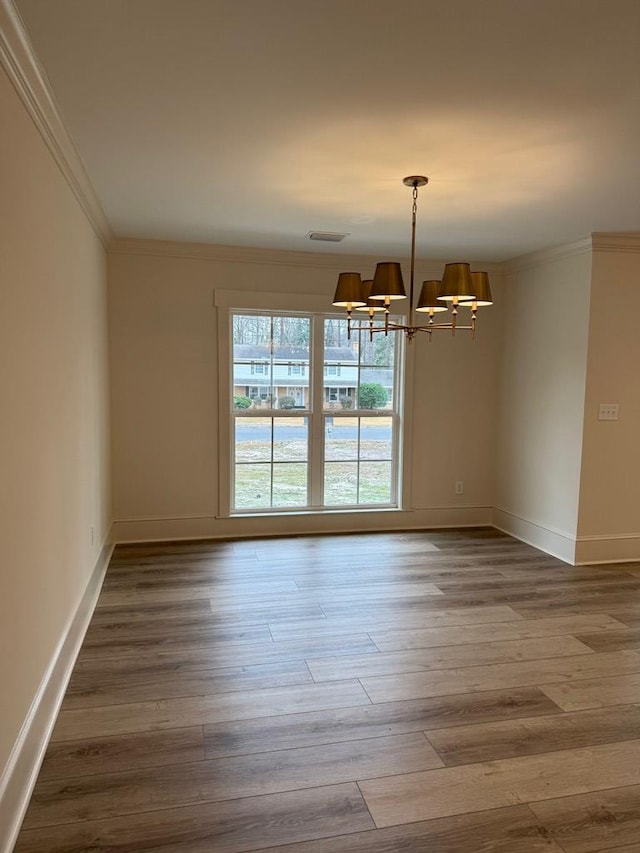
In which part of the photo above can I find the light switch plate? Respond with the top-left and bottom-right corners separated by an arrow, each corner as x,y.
598,403 -> 619,421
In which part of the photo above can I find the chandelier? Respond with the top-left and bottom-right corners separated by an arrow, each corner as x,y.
332,176 -> 493,341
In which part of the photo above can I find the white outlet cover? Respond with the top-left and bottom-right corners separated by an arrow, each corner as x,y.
598,403 -> 619,421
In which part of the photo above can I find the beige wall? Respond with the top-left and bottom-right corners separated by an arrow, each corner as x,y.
575,248 -> 640,562
0,65 -> 110,779
108,245 -> 502,541
495,249 -> 592,561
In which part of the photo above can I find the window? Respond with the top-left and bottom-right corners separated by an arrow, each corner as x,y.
325,386 -> 353,403
230,311 -> 402,513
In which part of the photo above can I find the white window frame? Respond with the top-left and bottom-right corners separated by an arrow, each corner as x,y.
215,289 -> 412,518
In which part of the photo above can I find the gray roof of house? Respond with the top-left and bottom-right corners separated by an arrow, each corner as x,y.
233,345 -> 356,361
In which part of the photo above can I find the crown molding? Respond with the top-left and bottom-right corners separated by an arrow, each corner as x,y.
591,232 -> 640,253
0,0 -> 111,245
503,232 -> 640,274
108,237 -> 504,277
502,236 -> 593,275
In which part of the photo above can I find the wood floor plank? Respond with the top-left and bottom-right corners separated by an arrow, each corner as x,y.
257,541 -> 441,560
513,596 -> 640,618
359,739 -> 640,828
152,583 -> 448,613
359,650 -> 640,703
203,687 -> 561,758
321,581 -> 640,616
308,636 -> 593,682
294,567 -> 497,587
101,565 -> 281,586
541,674 -> 640,710
97,580 -> 302,606
244,804 -> 563,853
23,733 -> 442,829
51,679 -> 372,742
85,602 -> 325,639
587,847 -> 640,853
371,614 -> 626,651
269,605 -> 523,640
37,727 -> 205,781
498,566 -> 635,581
360,566 -> 512,578
574,628 -> 640,652
97,580 -> 304,609
14,783 -> 375,853
433,573 -> 640,594
89,599 -> 213,624
70,634 -> 379,679
425,705 -> 640,765
63,659 -> 314,708
530,784 -> 640,852
76,623 -> 273,660
609,611 -> 640,628
283,582 -> 446,601
111,539 -> 243,558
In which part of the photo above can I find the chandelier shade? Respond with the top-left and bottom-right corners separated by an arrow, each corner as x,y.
437,262 -> 477,302
416,280 -> 448,313
331,176 -> 493,341
370,262 -> 406,301
332,272 -> 366,308
355,280 -> 386,312
461,271 -> 493,307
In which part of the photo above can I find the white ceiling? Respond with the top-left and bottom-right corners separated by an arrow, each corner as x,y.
14,0 -> 640,260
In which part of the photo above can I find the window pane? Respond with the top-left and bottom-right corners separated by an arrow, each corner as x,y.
235,418 -> 272,463
234,463 -> 271,508
233,314 -> 274,408
360,330 -> 395,367
272,463 -> 308,506
358,461 -> 392,504
323,318 -> 357,411
358,321 -> 395,410
324,461 -> 358,505
323,319 -> 396,412
233,314 -> 272,345
274,417 -> 308,461
325,417 -> 358,460
272,317 -> 310,410
359,367 -> 393,410
359,417 -> 393,460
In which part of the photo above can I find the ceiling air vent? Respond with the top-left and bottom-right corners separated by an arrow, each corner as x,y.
308,231 -> 349,243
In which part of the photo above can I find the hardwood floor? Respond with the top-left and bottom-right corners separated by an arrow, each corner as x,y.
14,528 -> 640,852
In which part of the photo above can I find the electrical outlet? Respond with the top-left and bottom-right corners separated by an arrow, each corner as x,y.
455,481 -> 464,495
598,403 -> 619,421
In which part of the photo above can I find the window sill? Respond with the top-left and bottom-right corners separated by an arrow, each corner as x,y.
223,506 -> 404,519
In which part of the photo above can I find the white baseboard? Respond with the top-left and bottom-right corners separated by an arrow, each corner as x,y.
492,507 -> 577,564
575,533 -> 640,565
111,506 -> 494,543
0,537 -> 113,853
